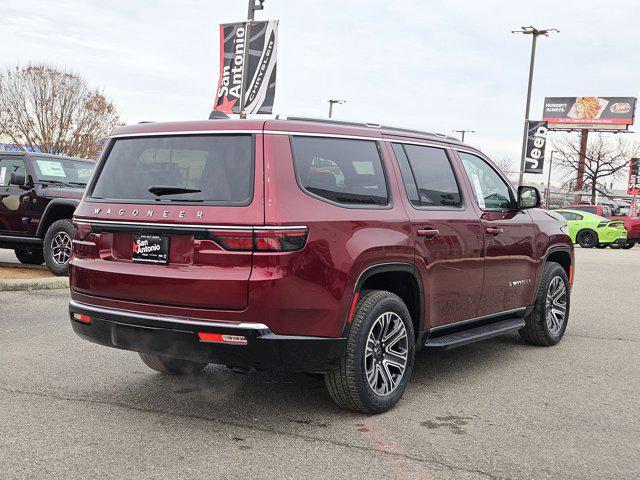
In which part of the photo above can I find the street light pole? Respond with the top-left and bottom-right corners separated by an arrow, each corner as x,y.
327,99 -> 346,118
239,0 -> 265,118
512,26 -> 559,187
452,130 -> 475,142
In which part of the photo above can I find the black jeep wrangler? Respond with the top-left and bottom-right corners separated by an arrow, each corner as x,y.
0,151 -> 94,275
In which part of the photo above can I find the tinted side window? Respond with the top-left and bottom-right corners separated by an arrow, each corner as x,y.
391,144 -> 419,206
400,144 -> 462,208
0,158 -> 26,187
559,212 -> 578,221
459,152 -> 513,210
573,206 -> 596,214
291,137 -> 388,206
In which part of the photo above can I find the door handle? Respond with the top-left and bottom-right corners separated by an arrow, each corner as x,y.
417,228 -> 440,238
485,227 -> 504,235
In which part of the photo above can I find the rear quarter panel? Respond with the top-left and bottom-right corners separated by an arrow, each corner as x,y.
259,132 -> 413,337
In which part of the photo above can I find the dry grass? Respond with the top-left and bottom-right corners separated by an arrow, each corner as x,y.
0,263 -> 53,280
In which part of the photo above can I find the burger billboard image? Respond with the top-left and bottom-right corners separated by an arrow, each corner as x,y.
543,96 -> 636,130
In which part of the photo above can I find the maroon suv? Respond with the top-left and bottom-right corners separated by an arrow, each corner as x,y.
69,117 -> 574,413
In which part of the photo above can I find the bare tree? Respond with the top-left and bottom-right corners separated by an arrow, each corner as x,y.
0,64 -> 120,158
492,155 -> 516,175
553,133 -> 639,205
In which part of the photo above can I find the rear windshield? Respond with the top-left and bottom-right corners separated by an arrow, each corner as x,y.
89,135 -> 253,204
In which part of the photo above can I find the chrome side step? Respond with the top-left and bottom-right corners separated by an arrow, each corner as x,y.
424,318 -> 526,351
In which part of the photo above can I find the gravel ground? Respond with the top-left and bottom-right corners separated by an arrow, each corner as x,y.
0,247 -> 639,479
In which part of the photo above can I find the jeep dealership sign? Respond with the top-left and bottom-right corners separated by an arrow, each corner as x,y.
524,121 -> 547,174
543,97 -> 636,130
213,20 -> 279,115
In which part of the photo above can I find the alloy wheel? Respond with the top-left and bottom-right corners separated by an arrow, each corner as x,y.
364,311 -> 408,396
545,276 -> 567,335
51,231 -> 72,265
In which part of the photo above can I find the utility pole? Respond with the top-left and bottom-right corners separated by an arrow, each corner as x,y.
545,150 -> 556,207
452,130 -> 475,142
327,99 -> 346,118
512,26 -> 559,187
239,0 -> 265,118
576,129 -> 588,191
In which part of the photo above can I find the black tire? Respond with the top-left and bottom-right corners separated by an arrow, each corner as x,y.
139,352 -> 208,375
14,247 -> 44,265
595,244 -> 608,249
576,229 -> 598,248
622,242 -> 635,250
519,262 -> 570,346
43,219 -> 73,276
325,290 -> 415,413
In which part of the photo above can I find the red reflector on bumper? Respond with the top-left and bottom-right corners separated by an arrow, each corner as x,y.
197,332 -> 248,345
73,313 -> 91,324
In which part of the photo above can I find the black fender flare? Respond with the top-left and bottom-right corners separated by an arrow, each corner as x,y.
342,262 -> 425,337
37,198 -> 80,238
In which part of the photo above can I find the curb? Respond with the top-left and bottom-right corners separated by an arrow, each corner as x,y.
0,277 -> 69,292
0,262 -> 48,271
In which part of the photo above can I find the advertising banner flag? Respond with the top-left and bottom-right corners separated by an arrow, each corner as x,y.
524,121 -> 548,174
213,20 -> 278,115
543,97 -> 636,130
627,158 -> 640,195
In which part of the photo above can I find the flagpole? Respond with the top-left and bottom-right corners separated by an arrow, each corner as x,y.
240,1 -> 265,118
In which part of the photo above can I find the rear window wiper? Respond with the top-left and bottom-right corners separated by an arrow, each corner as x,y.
148,185 -> 202,196
42,179 -> 76,188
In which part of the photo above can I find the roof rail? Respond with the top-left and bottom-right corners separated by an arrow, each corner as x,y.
281,116 -> 373,129
275,115 -> 461,142
381,125 -> 460,142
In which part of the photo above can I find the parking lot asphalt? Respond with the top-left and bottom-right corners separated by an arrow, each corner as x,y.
1,247 -> 639,480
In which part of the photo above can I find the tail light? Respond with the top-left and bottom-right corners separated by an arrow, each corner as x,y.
198,332 -> 247,345
72,221 -> 98,258
210,230 -> 254,251
598,221 -> 624,228
73,221 -> 93,240
209,227 -> 308,252
254,228 -> 308,252
72,313 -> 91,324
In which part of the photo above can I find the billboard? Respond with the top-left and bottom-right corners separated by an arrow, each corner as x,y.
628,158 -> 640,196
524,121 -> 548,174
213,20 -> 279,115
543,97 -> 636,130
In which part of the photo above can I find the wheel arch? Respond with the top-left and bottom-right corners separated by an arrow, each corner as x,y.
347,263 -> 424,340
37,199 -> 79,238
545,248 -> 572,279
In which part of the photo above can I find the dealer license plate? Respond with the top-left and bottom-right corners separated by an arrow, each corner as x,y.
132,234 -> 169,264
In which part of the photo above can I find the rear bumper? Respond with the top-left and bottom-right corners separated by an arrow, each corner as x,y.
69,300 -> 346,373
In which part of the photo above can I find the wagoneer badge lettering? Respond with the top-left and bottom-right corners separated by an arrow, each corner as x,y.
93,207 -> 204,219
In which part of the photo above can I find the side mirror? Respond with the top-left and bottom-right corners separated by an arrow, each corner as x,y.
518,185 -> 541,209
9,171 -> 27,188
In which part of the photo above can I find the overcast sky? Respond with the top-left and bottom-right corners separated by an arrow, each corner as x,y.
1,0 -> 639,185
